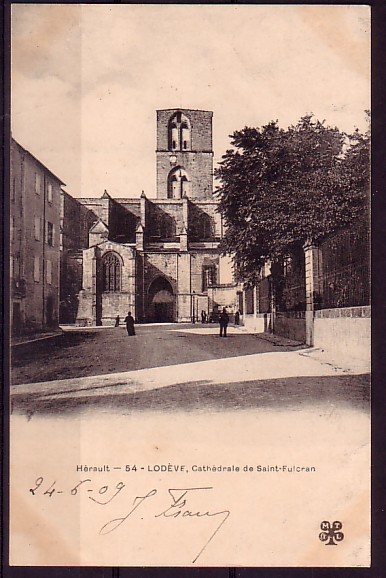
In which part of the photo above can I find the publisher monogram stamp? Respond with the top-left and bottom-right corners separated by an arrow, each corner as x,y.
319,521 -> 344,546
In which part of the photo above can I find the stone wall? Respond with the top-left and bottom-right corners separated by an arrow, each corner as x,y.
78,197 -> 110,226
243,313 -> 273,334
156,152 -> 213,200
156,109 -> 213,152
189,201 -> 218,240
190,252 -> 219,294
61,191 -> 96,251
144,252 -> 178,290
147,201 -> 183,239
59,108 -> 222,327
207,285 -> 239,314
274,312 -> 306,343
314,306 -> 370,367
156,109 -> 213,200
76,242 -> 136,326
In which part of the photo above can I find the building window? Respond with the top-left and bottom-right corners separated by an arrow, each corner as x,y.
10,256 -> 13,278
46,260 -> 52,285
103,252 -> 121,292
12,255 -> 20,279
12,178 -> 16,201
47,182 -> 53,203
167,167 -> 189,199
46,221 -> 54,246
168,113 -> 191,151
35,173 -> 41,195
170,124 -> 178,151
34,256 -> 40,282
202,265 -> 217,292
34,216 -> 41,241
181,123 -> 190,150
10,217 -> 14,242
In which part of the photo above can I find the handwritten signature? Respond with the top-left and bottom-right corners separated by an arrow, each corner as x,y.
100,487 -> 230,563
29,478 -> 230,563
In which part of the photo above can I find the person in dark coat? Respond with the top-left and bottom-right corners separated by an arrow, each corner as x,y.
234,310 -> 240,325
114,315 -> 120,327
124,311 -> 135,336
219,307 -> 229,337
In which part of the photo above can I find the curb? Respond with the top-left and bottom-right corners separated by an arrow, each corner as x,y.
253,333 -> 305,348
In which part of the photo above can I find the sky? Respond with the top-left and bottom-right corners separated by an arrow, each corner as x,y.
11,4 -> 370,199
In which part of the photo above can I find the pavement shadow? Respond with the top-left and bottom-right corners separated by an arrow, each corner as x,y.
11,373 -> 370,419
10,328 -> 303,385
11,331 -> 97,364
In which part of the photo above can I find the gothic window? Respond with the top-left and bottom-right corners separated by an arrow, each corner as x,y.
202,265 -> 217,292
167,167 -> 189,199
181,123 -> 190,150
170,176 -> 179,199
103,252 -> 121,292
170,124 -> 178,150
168,113 -> 191,151
181,176 -> 189,197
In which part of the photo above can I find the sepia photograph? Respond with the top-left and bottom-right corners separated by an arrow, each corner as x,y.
8,4 -> 370,567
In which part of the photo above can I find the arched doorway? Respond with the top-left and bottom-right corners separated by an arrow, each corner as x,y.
147,277 -> 175,322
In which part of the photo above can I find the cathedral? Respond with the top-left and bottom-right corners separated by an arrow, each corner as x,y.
60,108 -> 238,325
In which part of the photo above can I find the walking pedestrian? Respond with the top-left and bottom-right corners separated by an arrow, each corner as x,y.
114,315 -> 120,327
201,310 -> 207,324
234,310 -> 240,325
124,311 -> 136,336
219,307 -> 229,337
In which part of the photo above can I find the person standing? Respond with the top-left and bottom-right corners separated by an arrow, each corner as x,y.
234,310 -> 240,325
219,307 -> 229,337
124,311 -> 136,336
114,315 -> 120,327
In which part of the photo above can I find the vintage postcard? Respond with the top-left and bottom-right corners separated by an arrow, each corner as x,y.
9,4 -> 370,567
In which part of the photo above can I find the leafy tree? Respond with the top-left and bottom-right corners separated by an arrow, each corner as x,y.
215,115 -> 370,284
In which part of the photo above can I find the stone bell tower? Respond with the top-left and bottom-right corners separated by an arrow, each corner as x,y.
156,108 -> 213,200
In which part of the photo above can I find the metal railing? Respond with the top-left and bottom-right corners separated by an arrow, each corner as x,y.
317,219 -> 370,309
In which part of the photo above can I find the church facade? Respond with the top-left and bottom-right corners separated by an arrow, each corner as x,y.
60,108 -> 237,325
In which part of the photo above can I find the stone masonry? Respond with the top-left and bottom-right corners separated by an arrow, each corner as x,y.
60,108 -> 235,325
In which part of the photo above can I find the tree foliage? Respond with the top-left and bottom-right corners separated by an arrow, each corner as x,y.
215,115 -> 370,283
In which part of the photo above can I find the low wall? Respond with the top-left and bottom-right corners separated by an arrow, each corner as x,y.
274,312 -> 306,343
243,312 -> 306,343
314,306 -> 370,364
243,313 -> 273,333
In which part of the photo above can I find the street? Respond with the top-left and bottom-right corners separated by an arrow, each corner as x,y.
10,323 -> 370,417
11,323 -> 297,385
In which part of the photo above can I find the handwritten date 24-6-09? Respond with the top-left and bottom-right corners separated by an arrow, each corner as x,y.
29,477 -> 230,563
